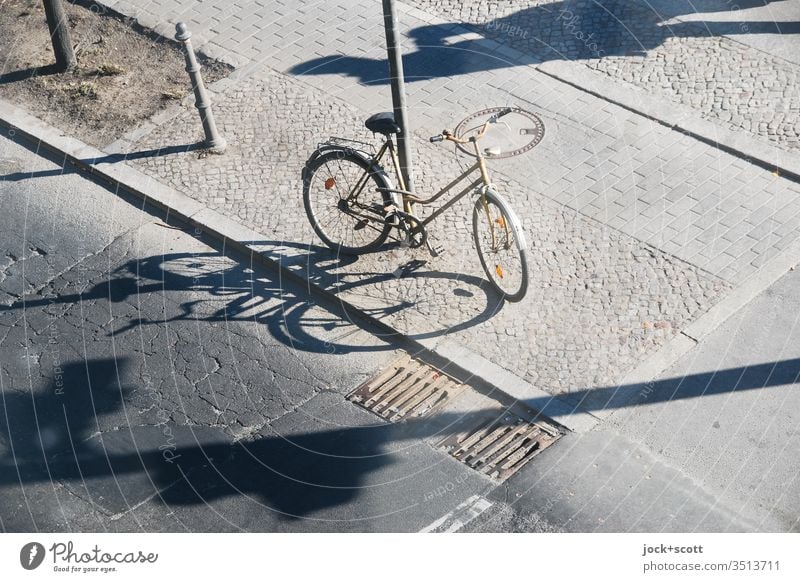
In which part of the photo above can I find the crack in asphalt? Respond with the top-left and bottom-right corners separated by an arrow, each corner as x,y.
1,222 -> 150,310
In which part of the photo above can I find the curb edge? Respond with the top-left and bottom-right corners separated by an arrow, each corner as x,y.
0,98 -> 595,432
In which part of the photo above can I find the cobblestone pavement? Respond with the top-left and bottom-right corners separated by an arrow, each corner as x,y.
408,0 -> 800,153
92,0 -> 800,397
130,68 -> 728,395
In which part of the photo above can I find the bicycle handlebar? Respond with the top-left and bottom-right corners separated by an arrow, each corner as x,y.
430,130 -> 471,145
430,107 -> 515,146
430,107 -> 514,144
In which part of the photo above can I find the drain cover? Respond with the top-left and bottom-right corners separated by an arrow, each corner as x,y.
348,354 -> 465,421
439,414 -> 561,482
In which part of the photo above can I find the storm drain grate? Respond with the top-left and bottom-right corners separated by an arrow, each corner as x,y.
348,354 -> 465,421
439,414 -> 562,482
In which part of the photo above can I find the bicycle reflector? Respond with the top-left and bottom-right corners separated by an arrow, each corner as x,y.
325,177 -> 336,189
495,264 -> 504,279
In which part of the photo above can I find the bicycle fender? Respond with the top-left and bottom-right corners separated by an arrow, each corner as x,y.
302,146 -> 401,207
302,143 -> 373,170
484,188 -> 527,249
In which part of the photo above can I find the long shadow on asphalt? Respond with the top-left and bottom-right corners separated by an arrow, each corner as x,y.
1,352 -> 798,521
553,356 -> 800,414
0,357 -> 513,520
289,0 -> 793,83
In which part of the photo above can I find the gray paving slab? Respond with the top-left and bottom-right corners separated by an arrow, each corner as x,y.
608,267 -> 800,532
468,426 -> 782,532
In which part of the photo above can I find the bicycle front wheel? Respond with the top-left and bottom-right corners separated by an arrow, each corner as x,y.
472,191 -> 529,302
303,150 -> 393,254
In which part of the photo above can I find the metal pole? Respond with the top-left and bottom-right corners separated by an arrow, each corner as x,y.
175,22 -> 226,153
42,0 -> 76,72
381,0 -> 414,192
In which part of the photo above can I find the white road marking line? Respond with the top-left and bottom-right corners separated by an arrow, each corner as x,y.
419,495 -> 493,533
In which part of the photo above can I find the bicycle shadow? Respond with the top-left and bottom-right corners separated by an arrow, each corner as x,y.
1,240 -> 503,354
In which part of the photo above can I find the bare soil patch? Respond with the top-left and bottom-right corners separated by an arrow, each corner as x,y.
0,0 -> 231,147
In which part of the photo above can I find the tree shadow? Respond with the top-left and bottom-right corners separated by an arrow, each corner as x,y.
289,0 -> 794,84
0,64 -> 59,85
0,356 -> 518,519
0,359 -> 133,477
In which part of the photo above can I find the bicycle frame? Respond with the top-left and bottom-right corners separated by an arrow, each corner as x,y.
305,108 -> 528,299
371,137 -> 488,227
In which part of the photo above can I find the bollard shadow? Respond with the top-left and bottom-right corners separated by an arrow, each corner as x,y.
85,143 -> 208,164
0,144 -> 205,182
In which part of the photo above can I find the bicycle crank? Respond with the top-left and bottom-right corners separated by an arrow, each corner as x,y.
389,210 -> 427,249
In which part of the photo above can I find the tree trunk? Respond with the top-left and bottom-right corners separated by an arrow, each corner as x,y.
42,0 -> 76,72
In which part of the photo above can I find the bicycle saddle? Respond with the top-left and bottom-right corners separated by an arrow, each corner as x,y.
365,112 -> 401,135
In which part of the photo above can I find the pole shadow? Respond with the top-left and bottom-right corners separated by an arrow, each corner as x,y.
1,351 -> 798,522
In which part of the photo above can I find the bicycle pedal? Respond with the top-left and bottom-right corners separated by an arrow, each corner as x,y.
427,243 -> 445,258
354,218 -> 368,230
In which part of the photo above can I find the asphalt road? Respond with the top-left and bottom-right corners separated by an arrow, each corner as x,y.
0,133 -> 499,532
1,131 -> 797,533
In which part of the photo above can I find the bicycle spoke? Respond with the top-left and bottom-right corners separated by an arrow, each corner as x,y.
473,194 -> 527,301
304,151 -> 390,253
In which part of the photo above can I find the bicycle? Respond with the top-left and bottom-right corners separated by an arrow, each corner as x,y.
302,108 -> 529,302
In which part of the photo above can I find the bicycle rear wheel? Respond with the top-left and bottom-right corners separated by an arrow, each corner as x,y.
303,150 -> 393,254
472,191 -> 529,302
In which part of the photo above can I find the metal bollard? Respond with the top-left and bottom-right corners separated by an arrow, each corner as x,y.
175,22 -> 226,153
